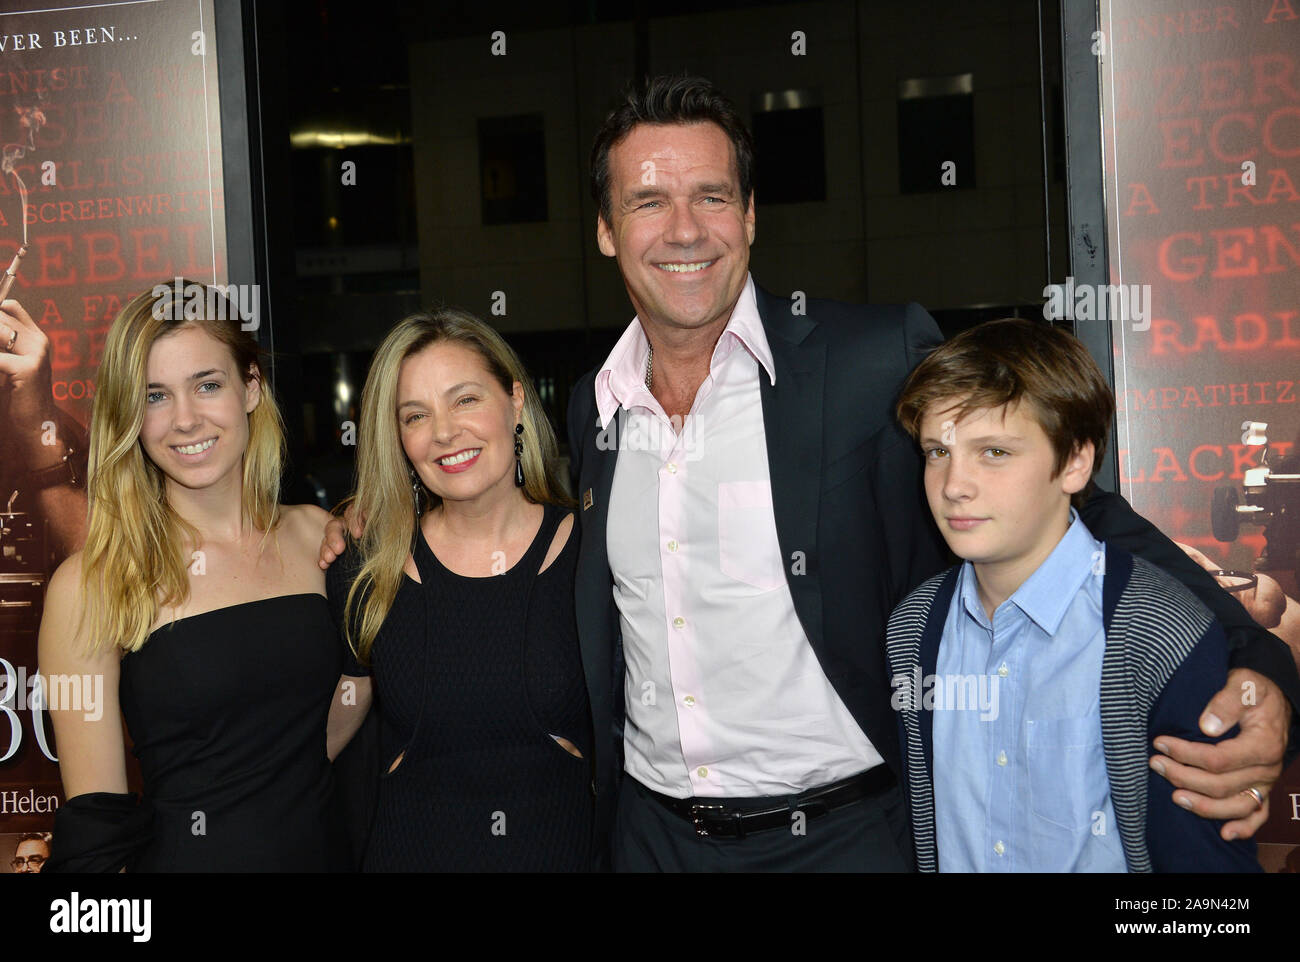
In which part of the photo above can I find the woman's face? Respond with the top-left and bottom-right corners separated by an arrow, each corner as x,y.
396,341 -> 524,507
140,324 -> 260,492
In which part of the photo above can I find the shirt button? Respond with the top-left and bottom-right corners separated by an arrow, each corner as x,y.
666,462 -> 678,474
997,664 -> 1009,678
672,616 -> 685,629
667,539 -> 678,552
683,695 -> 696,707
697,766 -> 709,778
994,841 -> 1006,856
996,751 -> 1008,767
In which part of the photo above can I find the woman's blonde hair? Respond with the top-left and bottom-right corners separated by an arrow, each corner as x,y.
79,281 -> 286,654
341,308 -> 572,664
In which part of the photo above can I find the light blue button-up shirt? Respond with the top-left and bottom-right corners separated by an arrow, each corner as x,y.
932,511 -> 1127,872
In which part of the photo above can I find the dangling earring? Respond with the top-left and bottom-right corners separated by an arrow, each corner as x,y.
409,464 -> 424,518
514,423 -> 525,488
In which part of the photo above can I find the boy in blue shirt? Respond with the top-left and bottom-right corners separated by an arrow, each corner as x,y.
888,318 -> 1258,872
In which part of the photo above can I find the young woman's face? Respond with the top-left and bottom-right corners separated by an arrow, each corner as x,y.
140,324 -> 260,491
396,341 -> 524,507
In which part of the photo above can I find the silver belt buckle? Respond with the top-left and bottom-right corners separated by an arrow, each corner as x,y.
690,802 -> 725,837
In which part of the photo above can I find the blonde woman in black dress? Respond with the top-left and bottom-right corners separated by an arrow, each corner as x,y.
39,283 -> 346,871
324,309 -> 593,871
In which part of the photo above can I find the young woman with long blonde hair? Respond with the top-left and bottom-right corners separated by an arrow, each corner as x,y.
39,281 -> 347,871
323,308 -> 594,871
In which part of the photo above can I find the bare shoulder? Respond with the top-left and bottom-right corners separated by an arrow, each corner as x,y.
47,549 -> 86,607
280,503 -> 333,542
40,550 -> 102,664
282,501 -> 333,526
277,503 -> 336,578
539,510 -> 575,574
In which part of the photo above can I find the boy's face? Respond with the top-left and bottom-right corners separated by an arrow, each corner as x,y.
918,398 -> 1093,578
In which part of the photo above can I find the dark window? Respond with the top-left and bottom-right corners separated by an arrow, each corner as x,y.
897,74 -> 975,193
752,106 -> 826,204
478,114 -> 548,225
1051,83 -> 1065,183
292,145 -> 414,247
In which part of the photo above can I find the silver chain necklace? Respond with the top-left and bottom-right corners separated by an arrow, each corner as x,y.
644,344 -> 653,390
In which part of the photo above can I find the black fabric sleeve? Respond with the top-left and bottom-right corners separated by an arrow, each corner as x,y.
1080,488 -> 1300,762
325,542 -> 371,678
879,301 -> 953,604
43,792 -> 153,873
565,369 -> 595,496
1146,623 -> 1261,872
322,542 -> 380,868
901,300 -> 946,370
874,419 -> 952,608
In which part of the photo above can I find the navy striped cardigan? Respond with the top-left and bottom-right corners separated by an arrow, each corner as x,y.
885,544 -> 1260,873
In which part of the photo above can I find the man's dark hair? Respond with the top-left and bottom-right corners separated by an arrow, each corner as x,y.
590,75 -> 755,226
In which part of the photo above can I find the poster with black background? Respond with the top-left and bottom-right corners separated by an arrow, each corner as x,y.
0,0 -> 226,867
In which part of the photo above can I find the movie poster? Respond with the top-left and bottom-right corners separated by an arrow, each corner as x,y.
0,0 -> 228,867
1098,0 -> 1300,871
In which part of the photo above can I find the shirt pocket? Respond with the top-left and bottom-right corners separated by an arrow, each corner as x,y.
717,480 -> 786,592
1026,716 -> 1105,832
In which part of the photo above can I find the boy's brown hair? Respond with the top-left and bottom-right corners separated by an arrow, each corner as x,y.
895,318 -> 1115,507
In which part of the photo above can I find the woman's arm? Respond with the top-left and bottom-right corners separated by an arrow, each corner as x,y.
37,552 -> 129,799
327,674 -> 372,761
300,502 -> 376,760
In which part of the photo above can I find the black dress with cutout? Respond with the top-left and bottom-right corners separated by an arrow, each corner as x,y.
327,503 -> 594,871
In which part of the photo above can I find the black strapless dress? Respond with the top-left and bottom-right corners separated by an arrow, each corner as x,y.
117,593 -> 346,871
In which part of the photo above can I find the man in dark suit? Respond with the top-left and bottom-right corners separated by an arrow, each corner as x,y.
566,75 -> 1298,870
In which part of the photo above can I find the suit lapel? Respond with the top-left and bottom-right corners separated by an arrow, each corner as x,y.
756,286 -> 826,651
576,406 -> 620,610
574,403 -> 622,783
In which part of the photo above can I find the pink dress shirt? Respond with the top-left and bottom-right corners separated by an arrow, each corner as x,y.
595,276 -> 884,798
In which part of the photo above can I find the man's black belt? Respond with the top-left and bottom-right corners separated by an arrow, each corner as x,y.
643,766 -> 896,839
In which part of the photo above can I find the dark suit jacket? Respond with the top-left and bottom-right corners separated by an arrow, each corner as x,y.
566,284 -> 1300,863
567,286 -> 948,851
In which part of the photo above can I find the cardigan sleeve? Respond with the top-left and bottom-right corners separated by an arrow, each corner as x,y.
1145,621 -> 1262,873
1081,487 -> 1300,764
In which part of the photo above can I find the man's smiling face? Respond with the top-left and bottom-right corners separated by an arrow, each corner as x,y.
596,121 -> 755,337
